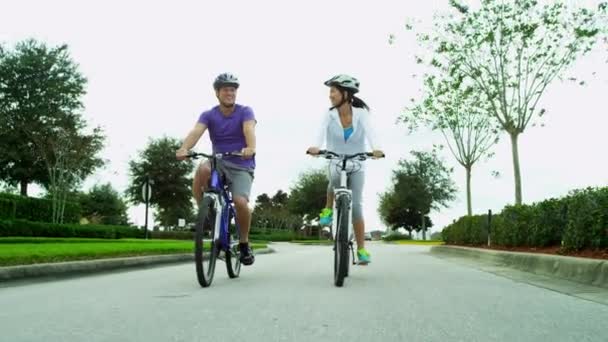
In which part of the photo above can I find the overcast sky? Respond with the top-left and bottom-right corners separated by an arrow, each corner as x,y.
2,0 -> 606,233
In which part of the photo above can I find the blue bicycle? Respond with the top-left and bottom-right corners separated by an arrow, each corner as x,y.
188,151 -> 242,287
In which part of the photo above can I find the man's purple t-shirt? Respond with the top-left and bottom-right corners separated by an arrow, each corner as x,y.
198,104 -> 256,170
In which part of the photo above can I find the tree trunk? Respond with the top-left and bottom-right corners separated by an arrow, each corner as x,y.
20,180 -> 28,197
421,213 -> 427,240
466,166 -> 473,217
509,132 -> 523,205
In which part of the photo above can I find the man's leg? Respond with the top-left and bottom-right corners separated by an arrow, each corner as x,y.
233,195 -> 251,244
226,166 -> 255,265
193,161 -> 211,204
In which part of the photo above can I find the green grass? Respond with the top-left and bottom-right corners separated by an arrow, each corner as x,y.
0,237 -> 267,266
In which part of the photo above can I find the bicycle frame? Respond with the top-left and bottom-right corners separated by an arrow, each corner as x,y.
331,167 -> 353,242
202,155 -> 240,253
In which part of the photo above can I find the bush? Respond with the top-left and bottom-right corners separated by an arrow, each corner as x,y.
442,215 -> 487,245
150,230 -> 194,240
0,198 -> 17,219
382,232 -> 412,241
0,219 -> 143,239
250,229 -> 297,242
442,186 -> 608,250
562,187 -> 608,251
493,205 -> 535,247
0,193 -> 81,223
530,198 -> 568,247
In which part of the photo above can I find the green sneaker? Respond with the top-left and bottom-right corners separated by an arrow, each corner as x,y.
357,248 -> 371,265
319,208 -> 333,226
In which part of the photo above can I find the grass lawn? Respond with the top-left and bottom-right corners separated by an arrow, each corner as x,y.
0,237 -> 267,266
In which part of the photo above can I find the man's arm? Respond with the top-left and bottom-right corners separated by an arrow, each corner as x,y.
176,123 -> 207,160
242,120 -> 256,158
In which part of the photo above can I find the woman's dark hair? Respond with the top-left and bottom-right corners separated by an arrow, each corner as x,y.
331,87 -> 370,111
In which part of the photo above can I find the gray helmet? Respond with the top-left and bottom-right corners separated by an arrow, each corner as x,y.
213,72 -> 240,90
324,74 -> 360,94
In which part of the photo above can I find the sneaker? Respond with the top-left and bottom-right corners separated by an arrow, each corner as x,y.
357,248 -> 371,265
239,243 -> 255,266
319,208 -> 333,226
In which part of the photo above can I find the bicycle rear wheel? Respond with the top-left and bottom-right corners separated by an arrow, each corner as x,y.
195,195 -> 218,287
334,195 -> 350,287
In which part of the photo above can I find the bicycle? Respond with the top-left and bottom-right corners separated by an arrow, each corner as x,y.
188,151 -> 244,287
307,150 -> 385,287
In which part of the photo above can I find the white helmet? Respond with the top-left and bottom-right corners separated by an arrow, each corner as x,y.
324,74 -> 360,94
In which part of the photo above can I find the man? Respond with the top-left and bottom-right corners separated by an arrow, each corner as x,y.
176,73 -> 257,265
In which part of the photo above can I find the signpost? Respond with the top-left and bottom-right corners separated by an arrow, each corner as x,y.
142,176 -> 153,239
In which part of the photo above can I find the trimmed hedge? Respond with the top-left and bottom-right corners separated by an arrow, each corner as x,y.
441,187 -> 608,251
441,214 -> 488,245
563,188 -> 608,251
0,219 -> 143,239
0,193 -> 81,223
0,198 -> 17,219
150,230 -> 193,240
382,233 -> 413,241
250,229 -> 297,242
148,229 -> 313,242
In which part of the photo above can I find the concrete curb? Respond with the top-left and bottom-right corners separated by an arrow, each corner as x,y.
0,248 -> 275,282
430,245 -> 608,289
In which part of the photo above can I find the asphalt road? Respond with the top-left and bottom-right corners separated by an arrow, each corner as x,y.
1,243 -> 607,342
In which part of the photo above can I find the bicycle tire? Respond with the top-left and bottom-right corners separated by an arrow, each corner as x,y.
226,221 -> 241,279
334,195 -> 350,287
195,195 -> 218,287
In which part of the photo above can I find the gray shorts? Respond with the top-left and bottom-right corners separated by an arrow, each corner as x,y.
202,160 -> 254,201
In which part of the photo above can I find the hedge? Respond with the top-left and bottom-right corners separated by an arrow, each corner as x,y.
0,193 -> 81,223
0,219 -> 143,239
441,187 -> 608,251
148,229 -> 316,242
382,233 -> 413,241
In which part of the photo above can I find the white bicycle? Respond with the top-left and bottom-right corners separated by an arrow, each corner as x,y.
308,150 -> 385,287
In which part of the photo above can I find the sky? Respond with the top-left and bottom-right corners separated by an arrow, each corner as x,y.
1,0 -> 607,234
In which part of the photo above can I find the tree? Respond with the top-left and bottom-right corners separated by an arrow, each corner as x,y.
39,123 -> 105,224
126,137 -> 194,230
80,183 -> 129,225
0,39 -> 88,196
408,0 -> 608,204
271,190 -> 289,210
378,172 -> 433,238
287,169 -> 328,223
382,150 -> 456,239
403,74 -> 498,216
252,190 -> 302,231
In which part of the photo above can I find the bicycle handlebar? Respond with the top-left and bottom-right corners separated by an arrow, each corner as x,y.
187,151 -> 244,160
306,150 -> 385,160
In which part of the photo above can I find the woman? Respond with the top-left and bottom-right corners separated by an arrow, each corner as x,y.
307,74 -> 384,265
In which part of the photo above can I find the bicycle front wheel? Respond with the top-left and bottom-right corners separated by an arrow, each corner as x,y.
195,195 -> 218,287
334,195 -> 350,287
226,222 -> 241,279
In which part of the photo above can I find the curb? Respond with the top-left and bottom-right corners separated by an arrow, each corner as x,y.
430,245 -> 608,289
0,248 -> 275,282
